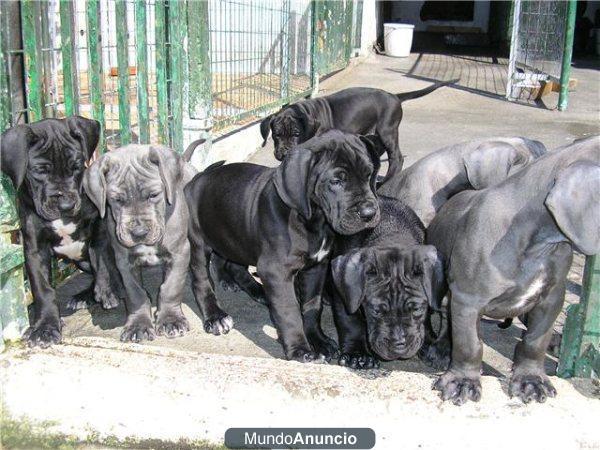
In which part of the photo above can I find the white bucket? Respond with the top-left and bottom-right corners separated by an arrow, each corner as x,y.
384,23 -> 415,58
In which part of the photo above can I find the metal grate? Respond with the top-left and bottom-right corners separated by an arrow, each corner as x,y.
208,0 -> 313,134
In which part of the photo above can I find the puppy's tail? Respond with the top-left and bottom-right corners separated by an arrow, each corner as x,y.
202,160 -> 226,173
182,138 -> 207,162
396,78 -> 459,102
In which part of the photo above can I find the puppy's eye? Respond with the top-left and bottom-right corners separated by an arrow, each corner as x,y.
111,196 -> 125,205
412,264 -> 424,277
372,304 -> 389,316
148,192 -> 161,202
330,178 -> 343,187
69,161 -> 83,171
365,265 -> 377,276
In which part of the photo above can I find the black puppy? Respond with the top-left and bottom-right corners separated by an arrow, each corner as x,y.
329,196 -> 445,369
0,116 -> 120,347
185,130 -> 381,363
260,79 -> 457,181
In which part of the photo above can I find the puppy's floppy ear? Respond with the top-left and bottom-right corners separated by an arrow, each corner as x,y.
0,125 -> 41,189
148,146 -> 183,205
274,146 -> 315,219
331,249 -> 373,314
464,142 -> 524,190
360,135 -> 383,191
410,245 -> 445,310
260,114 -> 273,147
83,154 -> 110,218
66,116 -> 101,162
545,161 -> 600,255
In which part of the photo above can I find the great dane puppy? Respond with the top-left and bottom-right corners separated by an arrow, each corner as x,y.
426,135 -> 599,405
329,196 -> 445,369
84,145 -> 196,342
378,137 -> 547,227
185,130 -> 381,363
260,79 -> 457,181
0,116 -> 120,347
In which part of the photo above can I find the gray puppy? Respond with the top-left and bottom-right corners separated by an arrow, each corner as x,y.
378,137 -> 546,226
329,196 -> 445,368
84,145 -> 196,342
426,135 -> 599,405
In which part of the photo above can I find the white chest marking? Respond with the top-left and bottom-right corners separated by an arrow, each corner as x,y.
135,245 -> 161,266
312,238 -> 331,262
514,277 -> 545,309
51,220 -> 84,260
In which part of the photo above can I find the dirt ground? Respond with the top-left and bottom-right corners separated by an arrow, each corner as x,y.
1,52 -> 599,449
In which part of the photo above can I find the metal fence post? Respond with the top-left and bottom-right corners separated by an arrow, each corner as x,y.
558,0 -> 577,111
185,0 -> 212,161
344,0 -> 354,62
20,0 -> 43,122
155,0 -> 169,145
0,3 -> 12,129
280,0 -> 291,100
310,0 -> 320,96
558,255 -> 600,378
135,0 -> 150,144
115,0 -> 131,145
168,0 -> 184,153
59,0 -> 78,117
86,0 -> 105,152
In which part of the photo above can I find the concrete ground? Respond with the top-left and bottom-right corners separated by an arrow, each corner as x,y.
2,53 -> 599,449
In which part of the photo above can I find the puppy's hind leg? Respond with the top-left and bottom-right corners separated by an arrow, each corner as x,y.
212,253 -> 267,305
189,236 -> 233,335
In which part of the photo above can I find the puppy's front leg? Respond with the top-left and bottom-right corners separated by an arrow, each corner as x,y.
258,261 -> 326,364
509,282 -> 564,403
155,241 -> 190,338
433,292 -> 483,405
329,289 -> 379,369
21,214 -> 61,347
296,263 -> 338,361
189,234 -> 233,335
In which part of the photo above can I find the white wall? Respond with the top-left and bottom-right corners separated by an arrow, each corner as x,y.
359,0 -> 378,55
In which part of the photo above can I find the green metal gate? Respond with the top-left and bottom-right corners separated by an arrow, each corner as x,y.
0,0 -> 360,348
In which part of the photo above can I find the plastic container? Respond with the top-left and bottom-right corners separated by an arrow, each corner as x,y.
384,23 -> 415,58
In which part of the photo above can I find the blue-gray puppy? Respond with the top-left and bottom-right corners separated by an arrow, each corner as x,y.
426,135 -> 599,405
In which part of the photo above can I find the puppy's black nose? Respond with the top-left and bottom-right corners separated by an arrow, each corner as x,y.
131,225 -> 149,239
358,203 -> 377,222
57,197 -> 76,211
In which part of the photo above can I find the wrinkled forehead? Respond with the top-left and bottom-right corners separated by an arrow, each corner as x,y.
325,139 -> 373,178
273,112 -> 299,131
28,129 -> 83,165
105,156 -> 163,194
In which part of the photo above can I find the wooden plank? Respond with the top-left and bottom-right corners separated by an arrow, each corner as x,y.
86,0 -> 105,152
135,0 -> 149,143
20,0 -> 43,121
115,0 -> 131,145
59,0 -> 78,116
155,0 -> 169,145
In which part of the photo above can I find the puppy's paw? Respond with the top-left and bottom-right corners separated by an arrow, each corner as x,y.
339,353 -> 380,370
433,370 -> 482,405
204,314 -> 234,336
120,316 -> 156,343
24,318 -> 62,348
308,334 -> 339,361
419,341 -> 451,371
509,373 -> 556,404
287,348 -> 328,364
156,311 -> 190,338
94,284 -> 120,310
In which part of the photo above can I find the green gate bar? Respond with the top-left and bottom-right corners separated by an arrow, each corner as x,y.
86,0 -> 105,152
558,255 -> 600,378
186,0 -> 212,122
280,0 -> 291,100
558,0 -> 577,112
20,0 -> 43,122
115,0 -> 131,145
59,0 -> 78,116
135,0 -> 149,144
344,0 -> 354,62
167,0 -> 184,153
155,0 -> 169,145
0,3 -> 12,130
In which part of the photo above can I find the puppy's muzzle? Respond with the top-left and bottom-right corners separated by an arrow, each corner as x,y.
357,201 -> 378,222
